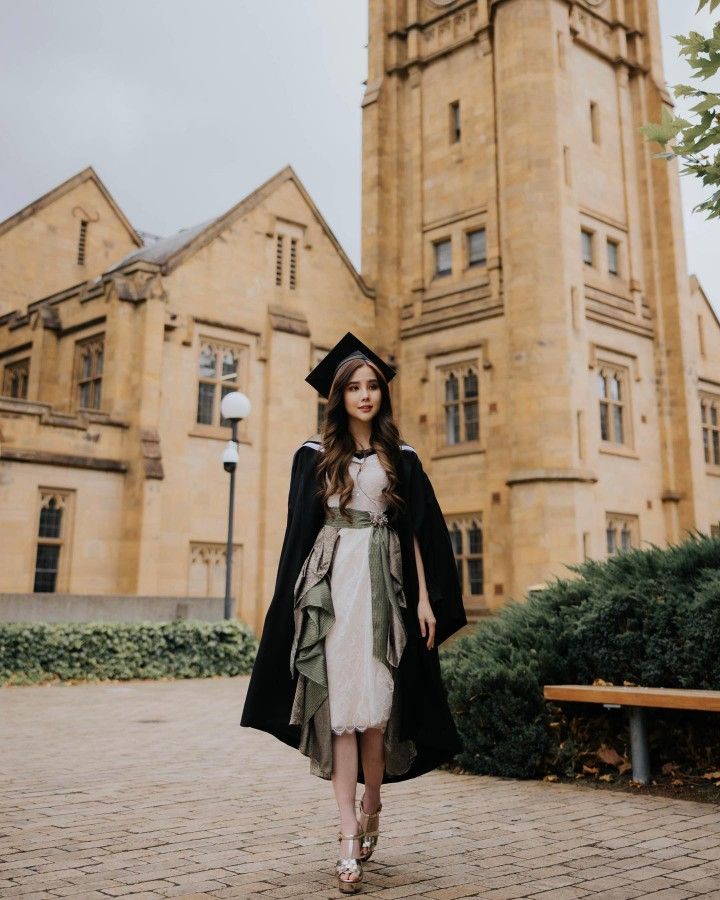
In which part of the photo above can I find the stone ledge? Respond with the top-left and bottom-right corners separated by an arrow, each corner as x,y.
0,447 -> 127,473
506,467 -> 598,485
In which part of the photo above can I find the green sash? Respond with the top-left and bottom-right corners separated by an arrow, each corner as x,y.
289,507 -> 406,733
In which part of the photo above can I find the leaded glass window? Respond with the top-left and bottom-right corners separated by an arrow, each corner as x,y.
447,517 -> 484,600
75,335 -> 104,411
2,358 -> 29,399
701,396 -> 720,466
443,365 -> 479,446
34,492 -> 72,592
597,365 -> 627,445
196,341 -> 245,428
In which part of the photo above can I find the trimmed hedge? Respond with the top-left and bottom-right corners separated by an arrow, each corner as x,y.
0,619 -> 258,686
440,532 -> 720,778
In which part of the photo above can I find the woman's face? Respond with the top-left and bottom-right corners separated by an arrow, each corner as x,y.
343,363 -> 382,424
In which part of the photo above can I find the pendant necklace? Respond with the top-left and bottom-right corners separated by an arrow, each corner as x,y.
353,443 -> 382,513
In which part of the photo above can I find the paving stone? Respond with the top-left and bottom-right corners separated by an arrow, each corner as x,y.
3,675 -> 720,899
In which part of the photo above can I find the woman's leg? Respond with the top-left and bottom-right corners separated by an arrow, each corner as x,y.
359,727 -> 384,813
331,731 -> 361,882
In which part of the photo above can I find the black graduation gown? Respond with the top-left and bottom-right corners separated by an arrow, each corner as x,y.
240,439 -> 467,783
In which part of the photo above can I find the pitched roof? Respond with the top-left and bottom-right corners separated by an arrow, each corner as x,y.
0,166 -> 142,246
109,165 -> 373,297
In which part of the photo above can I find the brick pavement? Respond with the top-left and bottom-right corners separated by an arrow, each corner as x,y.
2,676 -> 720,900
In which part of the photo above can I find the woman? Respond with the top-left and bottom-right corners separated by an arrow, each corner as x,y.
241,332 -> 466,894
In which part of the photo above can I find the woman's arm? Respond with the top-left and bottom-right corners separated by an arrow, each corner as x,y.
413,533 -> 436,650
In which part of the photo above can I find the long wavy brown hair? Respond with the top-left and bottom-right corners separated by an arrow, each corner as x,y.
315,356 -> 405,521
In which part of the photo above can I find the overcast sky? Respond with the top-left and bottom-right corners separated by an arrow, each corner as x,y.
0,1 -> 717,309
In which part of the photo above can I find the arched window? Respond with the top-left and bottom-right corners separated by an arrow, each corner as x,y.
443,366 -> 479,445
597,365 -> 626,445
447,516 -> 484,601
701,396 -> 720,465
196,341 -> 245,427
2,358 -> 29,399
605,514 -> 638,557
34,491 -> 73,592
75,335 -> 104,410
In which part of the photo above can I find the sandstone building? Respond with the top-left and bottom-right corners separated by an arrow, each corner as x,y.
1,0 -> 719,629
0,167 -> 374,630
361,0 -> 720,610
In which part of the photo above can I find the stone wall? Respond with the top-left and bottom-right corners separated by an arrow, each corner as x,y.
0,593 -> 224,623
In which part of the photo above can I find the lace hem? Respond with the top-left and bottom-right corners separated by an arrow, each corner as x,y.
331,720 -> 389,735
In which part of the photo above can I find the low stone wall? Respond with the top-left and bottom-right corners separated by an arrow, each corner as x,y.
0,594 -> 225,623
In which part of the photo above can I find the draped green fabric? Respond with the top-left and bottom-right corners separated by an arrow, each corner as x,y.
288,506 -> 413,779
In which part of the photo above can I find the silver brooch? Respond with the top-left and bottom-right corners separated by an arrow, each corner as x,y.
370,511 -> 388,528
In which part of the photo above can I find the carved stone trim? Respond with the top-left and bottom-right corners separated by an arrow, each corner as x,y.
267,303 -> 310,336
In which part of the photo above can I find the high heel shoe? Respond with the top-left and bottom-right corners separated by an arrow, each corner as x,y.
357,798 -> 382,861
336,830 -> 364,894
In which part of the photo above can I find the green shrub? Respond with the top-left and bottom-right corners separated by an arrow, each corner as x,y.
0,619 -> 257,686
440,532 -> 720,778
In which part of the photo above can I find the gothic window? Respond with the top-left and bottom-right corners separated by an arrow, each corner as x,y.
449,100 -> 461,143
434,238 -> 452,278
442,364 -> 479,445
581,229 -> 594,266
447,516 -> 484,599
467,229 -> 486,268
2,358 -> 29,399
34,490 -> 73,592
196,341 -> 245,427
701,395 -> 720,466
605,513 -> 638,556
75,335 -> 104,410
77,220 -> 88,265
188,544 -> 226,596
597,364 -> 628,445
607,239 -> 619,276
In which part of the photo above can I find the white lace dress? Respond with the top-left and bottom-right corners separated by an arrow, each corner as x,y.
325,451 -> 395,734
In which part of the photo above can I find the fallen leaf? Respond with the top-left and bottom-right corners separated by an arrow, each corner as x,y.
622,680 -> 638,687
593,678 -> 614,686
599,774 -> 614,782
597,744 -> 625,768
702,771 -> 720,780
544,774 -> 559,782
582,764 -> 600,775
662,762 -> 680,775
672,779 -> 684,786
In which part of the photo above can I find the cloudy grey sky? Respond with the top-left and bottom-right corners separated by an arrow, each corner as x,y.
0,1 -> 717,308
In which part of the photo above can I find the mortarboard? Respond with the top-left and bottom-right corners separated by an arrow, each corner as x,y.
305,331 -> 396,399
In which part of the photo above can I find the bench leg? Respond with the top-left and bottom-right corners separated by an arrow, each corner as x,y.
628,706 -> 650,784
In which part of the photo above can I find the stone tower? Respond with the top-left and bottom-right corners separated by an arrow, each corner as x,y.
362,0 -> 715,610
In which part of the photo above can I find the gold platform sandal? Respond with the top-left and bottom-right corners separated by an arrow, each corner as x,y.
336,830 -> 364,894
358,798 -> 382,861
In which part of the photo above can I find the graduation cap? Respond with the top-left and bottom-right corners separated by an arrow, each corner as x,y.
306,331 -> 396,399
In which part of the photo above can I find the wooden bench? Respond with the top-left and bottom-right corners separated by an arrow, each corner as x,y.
543,685 -> 720,784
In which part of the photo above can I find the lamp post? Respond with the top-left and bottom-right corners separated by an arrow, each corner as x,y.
220,390 -> 251,620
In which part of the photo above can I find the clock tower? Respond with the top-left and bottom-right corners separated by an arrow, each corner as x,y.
361,0 -> 706,610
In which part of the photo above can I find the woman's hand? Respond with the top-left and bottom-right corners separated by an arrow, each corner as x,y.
417,595 -> 436,650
